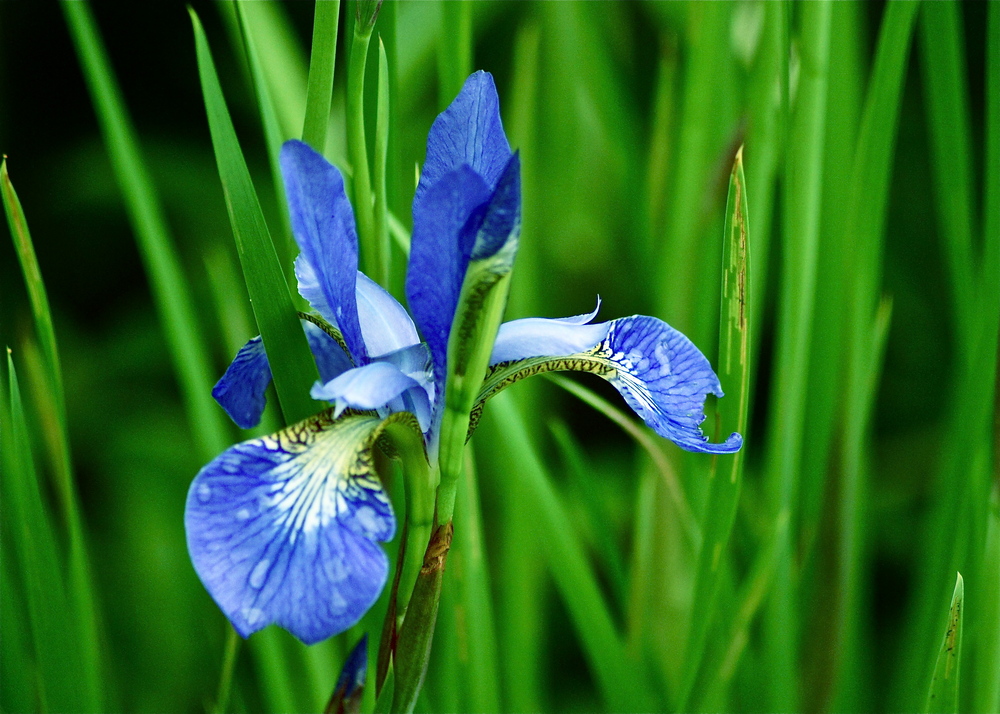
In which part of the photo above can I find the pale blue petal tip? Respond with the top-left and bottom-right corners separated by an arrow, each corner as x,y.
604,315 -> 743,454
185,423 -> 394,645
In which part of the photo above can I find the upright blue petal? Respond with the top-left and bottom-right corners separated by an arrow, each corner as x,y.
355,272 -> 420,357
281,140 -> 368,363
185,413 -> 396,645
407,71 -> 516,385
469,152 -> 521,261
214,322 -> 352,429
416,71 -> 511,203
406,166 -> 489,383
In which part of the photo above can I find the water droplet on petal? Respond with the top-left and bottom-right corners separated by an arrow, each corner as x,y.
197,483 -> 212,503
236,508 -> 251,521
241,607 -> 265,627
250,559 -> 270,589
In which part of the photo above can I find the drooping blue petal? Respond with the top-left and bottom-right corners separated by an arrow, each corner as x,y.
406,165 -> 489,382
490,302 -> 608,365
214,322 -> 352,429
416,71 -> 511,204
480,313 -> 741,454
311,361 -> 422,418
185,412 -> 396,645
281,140 -> 368,363
355,272 -> 420,357
381,342 -> 435,432
599,316 -> 742,453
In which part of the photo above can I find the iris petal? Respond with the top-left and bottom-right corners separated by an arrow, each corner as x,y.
416,71 -> 511,204
477,314 -> 741,453
355,272 -> 420,357
601,316 -> 742,454
406,165 -> 489,383
490,305 -> 609,365
281,140 -> 368,363
185,412 -> 396,645
311,361 -> 421,417
214,322 -> 352,429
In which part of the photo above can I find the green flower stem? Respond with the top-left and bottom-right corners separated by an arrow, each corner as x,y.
347,19 -> 378,283
391,523 -> 452,714
436,269 -> 513,524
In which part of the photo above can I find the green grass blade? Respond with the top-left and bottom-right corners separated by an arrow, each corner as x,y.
230,2 -> 298,279
833,3 -> 918,706
63,1 -> 230,462
761,4 -> 832,708
3,158 -> 104,712
190,7 -> 320,426
302,0 -> 341,153
918,1 -> 976,349
924,573 -> 964,714
2,161 -> 63,420
679,147 -> 752,711
657,1 -> 731,347
544,373 -> 696,543
347,16 -> 377,282
976,8 -> 1000,710
437,0 -> 472,111
452,448 -> 501,713
374,37 -> 391,288
1,353 -> 81,712
484,393 -> 656,713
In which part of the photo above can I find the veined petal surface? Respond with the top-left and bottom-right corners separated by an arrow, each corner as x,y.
478,315 -> 741,454
406,165 -> 489,383
185,411 -> 397,645
415,71 -> 511,203
213,322 -> 352,429
281,140 -> 367,363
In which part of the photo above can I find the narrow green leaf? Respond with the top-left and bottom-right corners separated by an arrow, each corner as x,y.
190,7 -> 319,426
656,1 -> 731,346
762,4 -> 832,708
543,373 -> 697,543
679,147 -> 752,711
919,1 -> 976,349
484,393 -> 656,713
231,1 -> 298,279
924,573 -> 964,714
834,2 -> 918,706
451,448 -> 501,714
373,37 -> 391,288
1,353 -> 80,712
62,1 -> 230,462
303,0 -> 341,153
347,16 -> 377,281
437,0 -> 472,111
976,9 -> 1000,711
3,158 -> 104,712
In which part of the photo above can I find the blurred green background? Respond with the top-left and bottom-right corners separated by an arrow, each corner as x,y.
1,1 -> 997,713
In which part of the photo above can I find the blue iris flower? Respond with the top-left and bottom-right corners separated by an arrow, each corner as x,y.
185,71 -> 741,646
